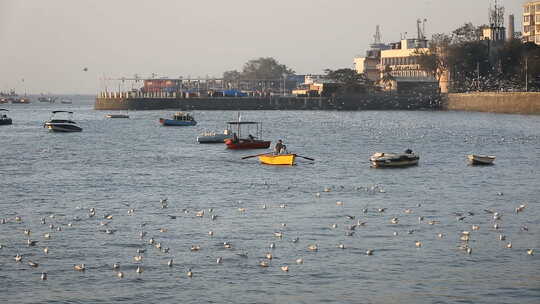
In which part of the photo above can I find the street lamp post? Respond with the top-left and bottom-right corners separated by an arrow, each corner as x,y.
525,56 -> 528,92
282,73 -> 287,96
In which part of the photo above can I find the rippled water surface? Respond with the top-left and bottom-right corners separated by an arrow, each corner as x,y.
1,98 -> 539,304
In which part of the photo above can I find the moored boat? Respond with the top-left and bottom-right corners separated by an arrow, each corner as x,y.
467,154 -> 495,165
258,153 -> 296,166
44,111 -> 82,132
370,150 -> 419,168
197,129 -> 232,143
224,120 -> 270,150
0,109 -> 12,125
11,97 -> 31,104
106,114 -> 130,118
159,112 -> 196,126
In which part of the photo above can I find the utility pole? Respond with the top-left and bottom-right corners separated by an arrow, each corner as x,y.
477,62 -> 480,91
525,56 -> 528,92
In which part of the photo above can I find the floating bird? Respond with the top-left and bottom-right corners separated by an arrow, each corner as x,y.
187,269 -> 193,277
15,216 -> 22,222
378,208 -> 386,213
208,231 -> 214,236
237,252 -> 248,258
160,199 -> 168,208
418,216 -> 424,222
259,260 -> 269,267
279,204 -> 287,209
415,241 -> 422,248
345,231 -> 355,237
27,239 -> 38,246
527,249 -> 534,256
307,244 -> 318,251
428,221 -> 439,225
23,229 -> 31,236
315,193 -> 320,198
43,247 -> 49,254
113,263 -> 120,269
391,217 -> 399,224
506,243 -> 512,248
292,237 -> 299,243
74,264 -> 85,271
337,244 -> 345,249
41,272 -> 47,280
223,242 -> 232,249
281,266 -> 289,272
265,253 -> 273,260
134,255 -> 143,262
274,232 -> 283,238
216,257 -> 223,264
499,234 -> 506,241
331,224 -> 338,229
191,245 -> 201,251
366,249 -> 374,255
28,260 -> 39,268
262,204 -> 267,209
269,243 -> 276,249
472,225 -> 480,231
521,225 -> 529,232
117,272 -> 124,278
336,201 -> 344,206
515,204 -> 527,213
136,266 -> 143,274
460,235 -> 470,242
393,231 -> 399,236
493,223 -> 500,230
167,259 -> 173,267
437,233 -> 444,239
362,208 -> 368,214
296,258 -> 304,264
238,208 -> 246,212
466,247 -> 472,255
15,254 -> 22,262
404,209 -> 413,214
196,210 -> 204,217
0,218 -> 6,224
149,238 -> 155,245
159,228 -> 168,233
211,215 -> 217,221
137,249 -> 145,254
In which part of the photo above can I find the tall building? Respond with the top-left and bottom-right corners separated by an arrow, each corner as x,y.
523,1 -> 540,44
508,14 -> 515,40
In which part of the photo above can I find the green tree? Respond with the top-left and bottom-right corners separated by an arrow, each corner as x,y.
223,57 -> 295,80
415,33 -> 452,82
324,68 -> 370,93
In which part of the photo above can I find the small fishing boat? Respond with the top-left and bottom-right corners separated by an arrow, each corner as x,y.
467,154 -> 495,165
224,120 -> 270,150
60,99 -> 72,104
258,153 -> 296,166
159,112 -> 197,126
0,109 -> 12,125
38,96 -> 56,103
11,97 -> 31,104
44,111 -> 82,132
106,114 -> 130,118
370,150 -> 419,168
197,129 -> 232,143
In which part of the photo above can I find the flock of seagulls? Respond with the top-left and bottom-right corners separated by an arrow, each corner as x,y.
0,186 -> 536,285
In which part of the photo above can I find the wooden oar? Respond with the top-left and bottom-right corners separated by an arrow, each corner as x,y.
295,154 -> 315,161
241,153 -> 270,160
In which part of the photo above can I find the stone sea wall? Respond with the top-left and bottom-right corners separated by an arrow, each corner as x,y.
95,94 -> 441,111
446,92 -> 540,115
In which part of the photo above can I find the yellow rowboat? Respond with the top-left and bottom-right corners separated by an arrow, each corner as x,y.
258,154 -> 296,166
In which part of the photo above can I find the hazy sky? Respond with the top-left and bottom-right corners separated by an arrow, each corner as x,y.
0,0 -> 523,94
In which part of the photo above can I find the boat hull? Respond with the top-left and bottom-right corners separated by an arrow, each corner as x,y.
468,155 -> 495,165
258,154 -> 295,165
0,118 -> 12,125
370,152 -> 419,168
159,118 -> 196,126
225,139 -> 271,150
44,123 -> 82,132
106,114 -> 130,118
197,133 -> 231,143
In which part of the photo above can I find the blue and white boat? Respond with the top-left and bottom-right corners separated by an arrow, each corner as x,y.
159,112 -> 197,126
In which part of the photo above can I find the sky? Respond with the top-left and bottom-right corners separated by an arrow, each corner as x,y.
0,0 -> 524,94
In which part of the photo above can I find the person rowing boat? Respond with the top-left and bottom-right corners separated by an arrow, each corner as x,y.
274,139 -> 287,155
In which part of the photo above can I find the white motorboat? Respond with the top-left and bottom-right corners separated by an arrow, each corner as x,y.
467,154 -> 495,165
44,111 -> 82,132
197,129 -> 232,143
0,109 -> 12,125
370,150 -> 419,168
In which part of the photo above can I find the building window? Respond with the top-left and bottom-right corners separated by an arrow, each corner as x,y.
525,25 -> 530,33
536,15 -> 540,23
537,4 -> 540,11
525,16 -> 530,23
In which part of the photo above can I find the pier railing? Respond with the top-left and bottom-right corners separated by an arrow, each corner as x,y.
97,91 -> 281,99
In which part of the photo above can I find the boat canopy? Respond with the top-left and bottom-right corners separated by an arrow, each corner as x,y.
0,109 -> 8,111
52,111 -> 73,114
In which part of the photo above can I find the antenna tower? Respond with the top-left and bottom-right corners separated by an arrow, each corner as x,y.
489,0 -> 504,27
